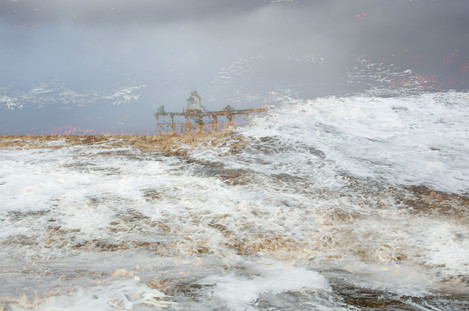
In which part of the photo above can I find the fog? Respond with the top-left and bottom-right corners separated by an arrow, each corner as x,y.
1,0 -> 468,134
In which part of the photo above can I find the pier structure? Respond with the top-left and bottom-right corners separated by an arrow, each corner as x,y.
155,105 -> 266,134
155,91 -> 266,134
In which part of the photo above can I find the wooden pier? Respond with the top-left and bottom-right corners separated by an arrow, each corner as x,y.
155,91 -> 266,134
155,104 -> 266,134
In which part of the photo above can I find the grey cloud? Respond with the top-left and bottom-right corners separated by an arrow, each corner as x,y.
0,0 -> 269,26
4,0 -> 469,59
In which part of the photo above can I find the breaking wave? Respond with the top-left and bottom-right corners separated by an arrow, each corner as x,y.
0,90 -> 468,310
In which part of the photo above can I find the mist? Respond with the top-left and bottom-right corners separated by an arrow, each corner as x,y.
1,0 -> 468,134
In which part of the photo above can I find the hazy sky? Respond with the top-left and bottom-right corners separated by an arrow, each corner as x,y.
1,0 -> 468,134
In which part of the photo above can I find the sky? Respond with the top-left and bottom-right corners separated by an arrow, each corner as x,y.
1,0 -> 469,135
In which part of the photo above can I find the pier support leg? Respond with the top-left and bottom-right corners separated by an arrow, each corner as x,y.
185,116 -> 191,134
171,115 -> 176,134
213,115 -> 218,133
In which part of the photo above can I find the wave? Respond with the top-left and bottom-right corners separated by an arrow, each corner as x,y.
238,91 -> 469,194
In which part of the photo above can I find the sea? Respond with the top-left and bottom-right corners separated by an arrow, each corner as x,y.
1,91 -> 468,310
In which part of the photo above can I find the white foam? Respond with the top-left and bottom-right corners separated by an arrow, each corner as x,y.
421,222 -> 469,279
200,261 -> 330,311
9,278 -> 169,311
240,91 -> 469,194
1,92 -> 468,309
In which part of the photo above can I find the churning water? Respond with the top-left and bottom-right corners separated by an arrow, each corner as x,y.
1,91 -> 468,310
